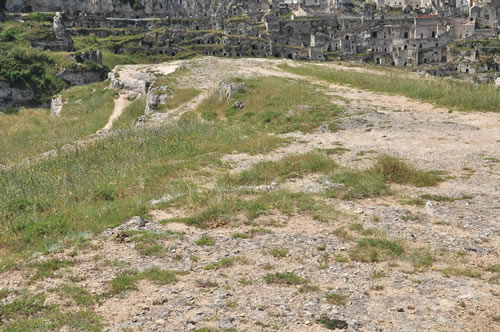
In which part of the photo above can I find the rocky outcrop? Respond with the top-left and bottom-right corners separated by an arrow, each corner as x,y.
217,80 -> 248,102
0,81 -> 36,111
32,11 -> 74,51
50,95 -> 63,117
108,67 -> 155,97
56,70 -> 105,86
145,86 -> 169,115
53,11 -> 73,51
71,50 -> 102,65
5,0 -> 269,18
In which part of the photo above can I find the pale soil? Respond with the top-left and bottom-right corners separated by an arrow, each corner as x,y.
1,57 -> 499,332
101,93 -> 131,131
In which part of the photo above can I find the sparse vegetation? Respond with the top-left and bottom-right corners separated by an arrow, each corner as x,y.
197,77 -> 342,133
108,267 -> 187,296
58,285 -> 95,307
263,272 -> 309,285
279,64 -> 500,112
204,256 -> 248,270
328,154 -> 443,199
195,235 -> 216,246
122,230 -> 182,256
221,152 -> 337,186
440,267 -> 481,279
350,238 -> 404,262
325,292 -> 348,306
269,247 -> 289,258
0,293 -> 101,331
112,97 -> 147,130
29,259 -> 74,282
0,46 -> 496,331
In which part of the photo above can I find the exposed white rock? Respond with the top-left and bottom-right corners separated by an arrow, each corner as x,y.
50,95 -> 63,117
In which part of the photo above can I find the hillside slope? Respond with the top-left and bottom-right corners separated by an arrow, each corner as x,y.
0,58 -> 499,332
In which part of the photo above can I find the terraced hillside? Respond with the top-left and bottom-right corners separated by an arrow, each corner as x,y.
0,58 -> 499,332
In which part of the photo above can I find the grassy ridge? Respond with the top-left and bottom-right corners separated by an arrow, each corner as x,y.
0,119 -> 285,261
0,81 -> 115,164
198,77 -> 342,133
0,76 -> 341,262
279,64 -> 500,112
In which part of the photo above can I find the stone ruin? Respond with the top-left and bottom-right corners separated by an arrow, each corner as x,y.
3,0 -> 500,83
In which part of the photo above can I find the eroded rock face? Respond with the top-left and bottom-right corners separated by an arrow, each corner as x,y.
145,86 -> 169,115
57,70 -> 105,86
5,0 -> 269,18
108,67 -> 156,97
0,81 -> 36,111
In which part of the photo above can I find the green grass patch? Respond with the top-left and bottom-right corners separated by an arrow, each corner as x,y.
486,264 -> 500,285
279,64 -> 500,112
440,267 -> 481,278
163,189 -> 341,228
231,228 -> 271,239
108,267 -> 186,296
221,152 -> 337,186
0,81 -> 115,164
317,318 -> 348,330
329,168 -> 390,200
269,247 -> 288,258
195,235 -> 215,246
0,119 -> 286,260
0,293 -> 101,331
409,248 -> 436,271
263,272 -> 309,285
328,154 -> 443,199
112,97 -> 146,130
350,238 -> 404,262
204,256 -> 248,270
159,88 -> 201,112
122,230 -> 183,256
58,285 -> 95,307
197,77 -> 342,133
29,259 -> 74,283
325,292 -> 348,306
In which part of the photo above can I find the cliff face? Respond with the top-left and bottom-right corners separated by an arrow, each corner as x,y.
5,0 -> 269,18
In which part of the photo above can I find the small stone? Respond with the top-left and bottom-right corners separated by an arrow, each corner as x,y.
233,101 -> 244,109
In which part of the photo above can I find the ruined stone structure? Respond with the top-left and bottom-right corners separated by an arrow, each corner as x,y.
4,0 -> 500,82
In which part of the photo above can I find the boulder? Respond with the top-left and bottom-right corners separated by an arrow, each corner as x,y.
217,80 -> 248,102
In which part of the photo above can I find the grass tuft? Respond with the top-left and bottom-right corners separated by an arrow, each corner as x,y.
328,154 -> 442,199
222,152 -> 337,186
350,238 -> 404,262
108,267 -> 186,296
204,256 -> 248,270
195,235 -> 216,246
263,272 -> 309,285
325,292 -> 348,306
29,259 -> 74,283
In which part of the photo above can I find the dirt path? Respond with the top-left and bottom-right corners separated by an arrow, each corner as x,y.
101,93 -> 130,131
